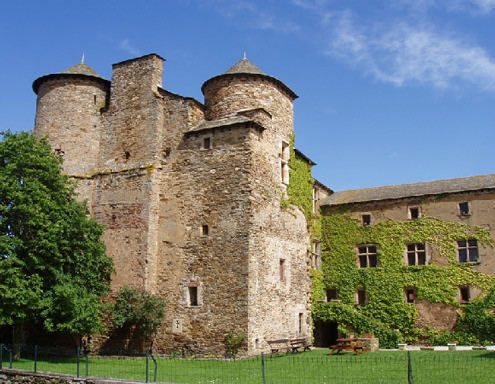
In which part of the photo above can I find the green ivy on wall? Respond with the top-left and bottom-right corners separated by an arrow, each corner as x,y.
314,213 -> 495,347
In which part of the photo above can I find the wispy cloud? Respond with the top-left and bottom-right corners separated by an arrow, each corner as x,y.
325,15 -> 495,90
119,39 -> 141,56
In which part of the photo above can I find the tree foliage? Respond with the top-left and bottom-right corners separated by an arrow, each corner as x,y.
0,131 -> 113,338
112,286 -> 166,338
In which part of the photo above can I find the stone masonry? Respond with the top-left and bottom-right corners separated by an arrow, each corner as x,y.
33,54 -> 313,356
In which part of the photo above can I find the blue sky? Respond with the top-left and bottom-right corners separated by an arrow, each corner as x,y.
1,0 -> 494,191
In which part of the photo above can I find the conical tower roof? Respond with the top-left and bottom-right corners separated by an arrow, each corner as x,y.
33,60 -> 109,95
60,63 -> 103,78
202,56 -> 298,100
224,58 -> 266,76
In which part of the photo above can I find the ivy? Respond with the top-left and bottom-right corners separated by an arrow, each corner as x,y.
314,213 -> 495,347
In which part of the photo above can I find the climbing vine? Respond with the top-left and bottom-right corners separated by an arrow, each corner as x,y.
314,213 -> 495,347
284,134 -> 319,236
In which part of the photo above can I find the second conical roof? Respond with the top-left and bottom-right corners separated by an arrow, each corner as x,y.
224,58 -> 266,76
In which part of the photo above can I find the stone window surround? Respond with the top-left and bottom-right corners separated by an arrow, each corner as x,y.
201,137 -> 212,150
280,140 -> 290,185
185,281 -> 201,308
408,206 -> 421,220
200,224 -> 209,237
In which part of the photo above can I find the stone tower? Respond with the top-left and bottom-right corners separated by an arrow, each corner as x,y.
32,54 -> 313,356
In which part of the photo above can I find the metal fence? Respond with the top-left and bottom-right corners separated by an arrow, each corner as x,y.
2,344 -> 495,383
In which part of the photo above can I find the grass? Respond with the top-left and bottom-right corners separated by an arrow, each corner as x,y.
3,348 -> 495,383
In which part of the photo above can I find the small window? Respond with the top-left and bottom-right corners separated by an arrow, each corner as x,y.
409,207 -> 421,220
406,243 -> 426,266
357,245 -> 378,268
459,286 -> 470,303
279,259 -> 286,281
405,287 -> 416,304
281,141 -> 290,184
459,202 -> 470,216
93,95 -> 97,105
202,137 -> 211,149
356,288 -> 367,306
326,288 -> 339,301
298,313 -> 303,333
201,225 -> 209,237
457,240 -> 478,263
362,214 -> 371,226
188,286 -> 198,306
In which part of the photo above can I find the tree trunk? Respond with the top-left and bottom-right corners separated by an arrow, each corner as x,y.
13,323 -> 22,361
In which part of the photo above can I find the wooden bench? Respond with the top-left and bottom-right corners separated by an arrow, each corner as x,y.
289,338 -> 311,352
267,339 -> 290,354
330,338 -> 366,356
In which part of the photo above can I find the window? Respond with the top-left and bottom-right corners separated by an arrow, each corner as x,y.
409,207 -> 421,220
457,240 -> 478,263
298,313 -> 303,333
202,137 -> 211,149
201,225 -> 209,237
361,214 -> 371,226
459,202 -> 470,216
356,288 -> 367,305
406,243 -> 426,266
279,259 -> 286,281
357,245 -> 378,268
405,288 -> 416,304
459,286 -> 470,303
280,141 -> 290,184
188,286 -> 198,306
326,288 -> 339,301
311,240 -> 322,270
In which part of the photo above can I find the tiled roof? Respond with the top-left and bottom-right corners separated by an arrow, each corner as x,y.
323,174 -> 495,206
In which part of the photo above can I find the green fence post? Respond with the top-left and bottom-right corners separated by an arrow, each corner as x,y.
408,351 -> 414,384
146,350 -> 149,383
9,347 -> 12,369
261,352 -> 266,384
76,347 -> 80,378
34,345 -> 38,373
0,344 -> 3,369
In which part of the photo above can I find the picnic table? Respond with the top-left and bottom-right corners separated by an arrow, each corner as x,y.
330,338 -> 366,356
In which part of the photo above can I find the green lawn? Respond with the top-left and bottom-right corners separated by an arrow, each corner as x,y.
3,348 -> 495,383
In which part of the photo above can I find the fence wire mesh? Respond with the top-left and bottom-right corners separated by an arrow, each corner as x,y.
2,345 -> 495,383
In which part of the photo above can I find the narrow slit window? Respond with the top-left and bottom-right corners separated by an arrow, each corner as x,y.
203,137 -> 211,149
188,286 -> 198,306
356,289 -> 367,305
279,259 -> 286,281
201,225 -> 209,237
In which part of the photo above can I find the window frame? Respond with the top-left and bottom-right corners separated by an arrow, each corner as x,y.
326,288 -> 339,302
355,288 -> 368,306
404,287 -> 417,304
202,137 -> 211,150
408,206 -> 421,220
357,244 -> 378,268
457,239 -> 479,263
406,243 -> 427,266
458,201 -> 470,216
459,286 -> 470,303
361,214 -> 371,226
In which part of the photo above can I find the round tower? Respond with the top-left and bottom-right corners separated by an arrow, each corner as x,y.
33,60 -> 110,176
201,57 -> 298,139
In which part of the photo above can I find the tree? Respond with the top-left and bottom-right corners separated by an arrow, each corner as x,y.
0,131 -> 113,350
112,286 -> 166,346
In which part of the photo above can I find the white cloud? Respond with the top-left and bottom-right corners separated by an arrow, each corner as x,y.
326,17 -> 495,90
119,39 -> 140,56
